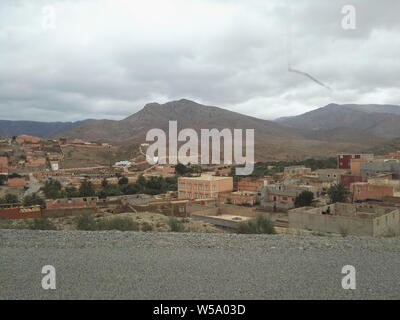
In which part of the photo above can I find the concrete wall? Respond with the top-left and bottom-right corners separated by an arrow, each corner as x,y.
0,206 -> 42,219
289,210 -> 373,236
188,204 -> 257,218
191,213 -> 240,229
188,206 -> 219,216
373,209 -> 400,236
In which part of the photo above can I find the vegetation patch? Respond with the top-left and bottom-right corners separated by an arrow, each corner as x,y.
237,214 -> 276,235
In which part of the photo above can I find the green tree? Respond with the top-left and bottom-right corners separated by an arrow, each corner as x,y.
121,183 -> 142,195
42,179 -> 62,199
165,176 -> 178,191
137,175 -> 146,187
175,163 -> 188,176
4,194 -> 19,204
98,184 -> 123,198
118,176 -> 129,185
23,193 -> 45,207
0,174 -> 7,186
79,180 -> 96,197
295,191 -> 314,207
327,183 -> 350,203
101,178 -> 109,188
65,186 -> 79,198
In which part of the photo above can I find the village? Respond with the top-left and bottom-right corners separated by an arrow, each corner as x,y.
1,134 -> 400,237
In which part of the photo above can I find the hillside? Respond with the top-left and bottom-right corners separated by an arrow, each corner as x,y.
276,103 -> 400,139
0,120 -> 88,138
57,99 -> 377,161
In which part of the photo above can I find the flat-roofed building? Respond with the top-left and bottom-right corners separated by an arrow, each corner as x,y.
284,165 -> 312,177
178,174 -> 233,199
237,177 -> 264,192
314,169 -> 349,184
7,177 -> 26,188
360,159 -> 400,177
289,202 -> 400,237
350,182 -> 394,202
0,156 -> 9,175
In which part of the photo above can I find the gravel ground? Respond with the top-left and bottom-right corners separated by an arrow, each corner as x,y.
1,230 -> 399,300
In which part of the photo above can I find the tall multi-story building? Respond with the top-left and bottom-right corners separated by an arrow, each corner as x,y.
0,156 -> 9,175
178,174 -> 233,199
338,154 -> 374,170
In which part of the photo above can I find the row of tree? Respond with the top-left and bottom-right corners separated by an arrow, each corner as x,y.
232,158 -> 338,178
41,175 -> 178,200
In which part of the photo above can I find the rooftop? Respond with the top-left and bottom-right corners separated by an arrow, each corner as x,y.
179,174 -> 232,181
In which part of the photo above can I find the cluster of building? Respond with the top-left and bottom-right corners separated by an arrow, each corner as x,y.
0,135 -> 63,174
1,139 -> 400,237
173,152 -> 400,236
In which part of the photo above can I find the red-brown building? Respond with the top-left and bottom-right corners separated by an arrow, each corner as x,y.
350,183 -> 394,202
237,177 -> 264,192
7,177 -> 27,187
0,156 -> 9,175
219,191 -> 258,206
338,154 -> 373,170
341,174 -> 367,188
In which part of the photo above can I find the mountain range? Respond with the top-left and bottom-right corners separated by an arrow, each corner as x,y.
276,103 -> 400,139
1,101 -> 400,160
0,119 -> 89,138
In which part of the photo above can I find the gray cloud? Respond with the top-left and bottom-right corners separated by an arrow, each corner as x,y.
0,0 -> 399,122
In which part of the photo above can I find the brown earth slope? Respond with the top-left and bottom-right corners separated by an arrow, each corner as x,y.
57,99 -> 385,161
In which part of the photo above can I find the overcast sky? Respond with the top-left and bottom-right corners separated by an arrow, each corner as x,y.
0,0 -> 399,122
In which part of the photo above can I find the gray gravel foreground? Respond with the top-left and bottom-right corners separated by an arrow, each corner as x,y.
0,230 -> 399,300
